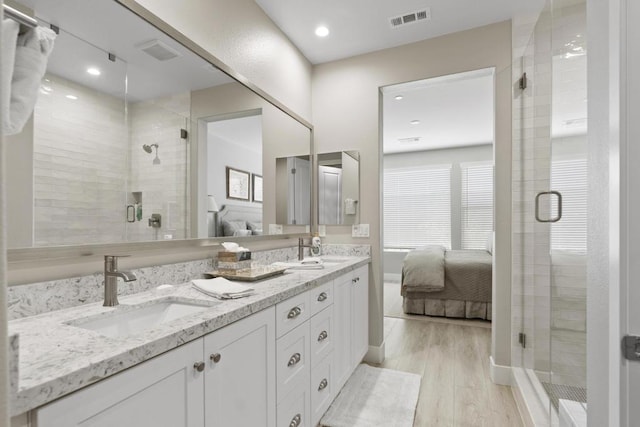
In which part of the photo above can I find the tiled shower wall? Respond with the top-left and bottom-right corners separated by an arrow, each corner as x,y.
32,76 -> 190,246
33,74 -> 128,245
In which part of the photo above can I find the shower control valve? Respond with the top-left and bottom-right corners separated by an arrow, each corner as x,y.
148,213 -> 161,228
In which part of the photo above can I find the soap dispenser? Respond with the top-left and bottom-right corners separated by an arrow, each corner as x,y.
310,234 -> 322,257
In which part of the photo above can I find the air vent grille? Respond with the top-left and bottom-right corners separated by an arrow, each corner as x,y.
390,8 -> 431,28
135,39 -> 181,61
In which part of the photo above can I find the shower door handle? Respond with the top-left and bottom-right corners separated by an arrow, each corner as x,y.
535,191 -> 562,223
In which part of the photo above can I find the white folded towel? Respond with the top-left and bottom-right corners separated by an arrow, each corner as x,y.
4,25 -> 56,136
272,259 -> 325,270
1,19 -> 19,133
192,277 -> 254,299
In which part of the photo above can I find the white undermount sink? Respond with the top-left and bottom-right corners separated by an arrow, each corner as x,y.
68,298 -> 218,338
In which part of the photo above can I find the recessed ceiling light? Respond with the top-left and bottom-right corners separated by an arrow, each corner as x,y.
410,120 -> 421,125
66,94 -> 78,100
394,95 -> 404,100
87,67 -> 101,76
315,26 -> 330,37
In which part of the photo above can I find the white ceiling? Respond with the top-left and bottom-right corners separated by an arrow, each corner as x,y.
18,0 -> 233,101
255,0 -> 544,64
382,69 -> 494,154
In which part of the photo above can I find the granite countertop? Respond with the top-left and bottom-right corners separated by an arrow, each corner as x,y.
9,256 -> 370,416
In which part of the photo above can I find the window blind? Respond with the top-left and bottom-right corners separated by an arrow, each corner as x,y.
461,163 -> 494,249
551,158 -> 587,252
383,165 -> 451,249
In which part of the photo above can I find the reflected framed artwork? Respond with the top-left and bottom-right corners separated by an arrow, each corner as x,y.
252,174 -> 263,203
226,167 -> 250,201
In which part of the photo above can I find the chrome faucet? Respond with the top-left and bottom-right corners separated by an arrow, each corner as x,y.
103,255 -> 137,307
298,237 -> 313,261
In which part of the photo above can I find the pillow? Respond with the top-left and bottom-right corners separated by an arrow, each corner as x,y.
222,220 -> 247,237
485,232 -> 494,255
233,229 -> 252,237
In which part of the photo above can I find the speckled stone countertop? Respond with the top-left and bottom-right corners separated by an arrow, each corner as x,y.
9,256 -> 370,416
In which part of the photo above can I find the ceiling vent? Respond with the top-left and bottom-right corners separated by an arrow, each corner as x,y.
389,8 -> 431,28
135,39 -> 181,61
398,137 -> 422,144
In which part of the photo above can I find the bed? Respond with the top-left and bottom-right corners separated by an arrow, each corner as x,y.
401,245 -> 492,320
216,204 -> 263,237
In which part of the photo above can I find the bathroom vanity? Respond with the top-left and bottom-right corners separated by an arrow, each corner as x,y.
10,257 -> 369,427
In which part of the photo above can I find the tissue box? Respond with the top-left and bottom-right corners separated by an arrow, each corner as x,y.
218,251 -> 251,262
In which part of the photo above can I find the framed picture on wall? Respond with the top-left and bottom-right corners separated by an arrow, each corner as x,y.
252,174 -> 263,203
226,167 -> 250,201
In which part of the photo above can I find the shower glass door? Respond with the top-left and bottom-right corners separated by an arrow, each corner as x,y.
514,0 -> 587,423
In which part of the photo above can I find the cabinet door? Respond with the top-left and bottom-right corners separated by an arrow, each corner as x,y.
332,273 -> 352,391
204,306 -> 276,427
351,266 -> 369,368
36,339 -> 204,427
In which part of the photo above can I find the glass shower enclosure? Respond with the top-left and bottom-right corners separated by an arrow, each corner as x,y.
512,0 -> 587,424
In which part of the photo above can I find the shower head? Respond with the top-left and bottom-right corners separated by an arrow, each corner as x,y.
142,143 -> 157,153
143,144 -> 161,165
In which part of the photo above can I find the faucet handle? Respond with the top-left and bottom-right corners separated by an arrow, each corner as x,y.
104,255 -> 131,271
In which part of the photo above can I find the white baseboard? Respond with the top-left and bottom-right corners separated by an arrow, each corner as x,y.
489,356 -> 512,386
364,341 -> 385,364
383,273 -> 401,283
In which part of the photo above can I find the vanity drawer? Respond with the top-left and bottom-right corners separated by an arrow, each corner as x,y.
276,322 -> 310,403
311,352 -> 334,427
309,281 -> 333,316
310,305 -> 334,367
276,291 -> 310,338
277,381 -> 310,427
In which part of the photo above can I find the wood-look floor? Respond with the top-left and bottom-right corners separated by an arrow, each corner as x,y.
368,283 -> 523,427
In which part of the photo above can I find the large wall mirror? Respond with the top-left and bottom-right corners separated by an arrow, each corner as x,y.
5,0 -> 312,251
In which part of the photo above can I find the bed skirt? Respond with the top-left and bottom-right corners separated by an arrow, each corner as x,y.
402,296 -> 492,320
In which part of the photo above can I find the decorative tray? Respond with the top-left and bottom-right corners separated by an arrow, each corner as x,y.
204,265 -> 288,282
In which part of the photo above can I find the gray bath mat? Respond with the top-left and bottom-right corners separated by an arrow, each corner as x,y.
321,364 -> 421,427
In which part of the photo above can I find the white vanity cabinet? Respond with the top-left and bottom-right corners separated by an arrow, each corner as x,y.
204,306 -> 276,427
35,338 -> 205,427
35,307 -> 276,427
333,265 -> 369,391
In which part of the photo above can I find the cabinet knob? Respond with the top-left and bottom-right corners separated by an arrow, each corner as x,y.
317,292 -> 328,302
287,306 -> 302,319
317,330 -> 328,342
210,353 -> 221,363
352,278 -> 357,283
318,378 -> 328,391
193,361 -> 205,372
287,352 -> 302,367
289,413 -> 301,427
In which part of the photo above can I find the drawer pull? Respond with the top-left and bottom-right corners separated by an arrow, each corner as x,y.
317,292 -> 328,302
193,361 -> 205,372
210,353 -> 221,363
287,306 -> 302,319
352,278 -> 357,283
287,352 -> 302,367
289,413 -> 301,427
317,330 -> 328,342
318,378 -> 328,391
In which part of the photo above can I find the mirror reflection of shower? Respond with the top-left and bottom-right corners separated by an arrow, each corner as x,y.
142,143 -> 160,165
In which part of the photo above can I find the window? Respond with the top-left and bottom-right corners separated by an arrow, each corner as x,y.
461,162 -> 494,249
383,165 -> 451,249
551,158 -> 587,252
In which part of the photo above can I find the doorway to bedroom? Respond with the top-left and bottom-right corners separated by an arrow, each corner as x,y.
381,68 -> 496,323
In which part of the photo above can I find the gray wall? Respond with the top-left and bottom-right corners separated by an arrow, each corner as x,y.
312,21 -> 512,365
